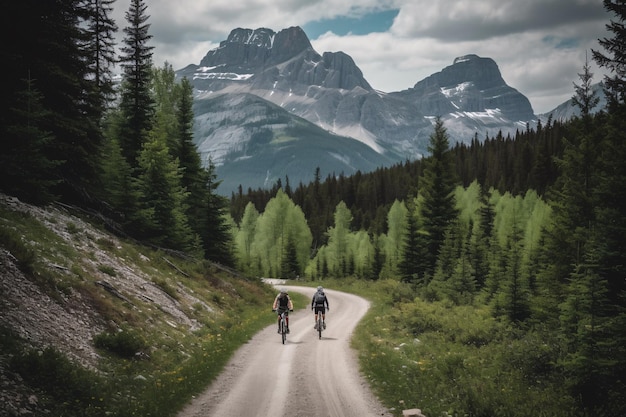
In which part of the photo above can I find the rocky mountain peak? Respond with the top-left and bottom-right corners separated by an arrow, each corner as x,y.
222,27 -> 276,49
199,26 -> 312,71
400,54 -> 535,121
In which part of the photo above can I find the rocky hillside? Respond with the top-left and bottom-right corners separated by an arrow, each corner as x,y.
0,193 -> 274,416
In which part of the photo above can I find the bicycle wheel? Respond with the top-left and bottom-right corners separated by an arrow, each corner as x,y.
281,317 -> 287,344
318,316 -> 322,339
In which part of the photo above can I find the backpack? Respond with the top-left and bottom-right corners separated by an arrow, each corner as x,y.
314,291 -> 326,305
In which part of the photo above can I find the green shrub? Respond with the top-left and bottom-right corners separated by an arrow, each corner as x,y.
0,226 -> 36,273
94,328 -> 147,358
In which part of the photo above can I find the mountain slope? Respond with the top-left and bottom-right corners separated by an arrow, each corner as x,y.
178,27 -> 539,194
192,92 -> 395,193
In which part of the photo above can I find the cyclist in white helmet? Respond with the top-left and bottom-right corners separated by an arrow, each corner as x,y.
272,288 -> 293,333
311,286 -> 329,329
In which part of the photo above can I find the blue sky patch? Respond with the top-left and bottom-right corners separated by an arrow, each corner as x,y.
303,9 -> 399,39
542,35 -> 579,49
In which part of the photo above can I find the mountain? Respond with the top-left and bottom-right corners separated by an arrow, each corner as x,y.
177,27 -> 538,195
539,82 -> 607,122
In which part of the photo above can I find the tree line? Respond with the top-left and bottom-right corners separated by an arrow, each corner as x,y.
0,0 -> 233,264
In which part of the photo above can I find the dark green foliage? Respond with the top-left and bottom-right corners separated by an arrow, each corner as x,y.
0,77 -> 61,204
10,347 -> 104,416
418,117 -> 460,277
398,202 -> 426,284
94,329 -> 148,358
593,0 -> 626,108
117,0 -> 155,167
200,159 -> 235,265
0,222 -> 36,274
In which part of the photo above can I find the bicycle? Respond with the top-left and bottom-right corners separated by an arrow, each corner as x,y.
273,309 -> 291,344
316,310 -> 323,339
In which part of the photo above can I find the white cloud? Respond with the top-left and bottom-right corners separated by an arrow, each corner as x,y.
111,0 -> 613,114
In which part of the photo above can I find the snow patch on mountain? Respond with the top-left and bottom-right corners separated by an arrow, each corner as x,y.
193,66 -> 253,81
441,82 -> 473,98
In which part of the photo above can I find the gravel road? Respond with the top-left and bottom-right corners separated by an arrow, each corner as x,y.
176,285 -> 393,417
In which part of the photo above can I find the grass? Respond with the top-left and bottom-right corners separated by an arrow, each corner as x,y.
0,200 -> 284,417
0,200 -> 587,417
319,278 -> 580,417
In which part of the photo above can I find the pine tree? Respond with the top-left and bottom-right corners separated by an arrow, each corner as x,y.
418,117 -> 460,277
572,53 -> 600,120
0,77 -> 61,204
118,0 -> 155,168
398,200 -> 426,285
135,130 -> 200,253
593,0 -> 626,108
84,0 -> 118,118
201,159 -> 235,265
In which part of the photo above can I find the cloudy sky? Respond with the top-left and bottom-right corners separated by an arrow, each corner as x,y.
112,0 -> 611,114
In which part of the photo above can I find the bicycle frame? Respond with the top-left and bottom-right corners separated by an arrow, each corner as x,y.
278,310 -> 288,344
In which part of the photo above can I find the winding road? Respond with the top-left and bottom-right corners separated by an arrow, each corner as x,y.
177,285 -> 393,417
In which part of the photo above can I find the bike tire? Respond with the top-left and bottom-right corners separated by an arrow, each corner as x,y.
318,317 -> 322,339
281,318 -> 287,344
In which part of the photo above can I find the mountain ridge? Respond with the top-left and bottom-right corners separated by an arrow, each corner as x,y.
177,26 -> 590,195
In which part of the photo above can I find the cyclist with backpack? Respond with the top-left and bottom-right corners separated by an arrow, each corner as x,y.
311,286 -> 329,329
272,288 -> 293,333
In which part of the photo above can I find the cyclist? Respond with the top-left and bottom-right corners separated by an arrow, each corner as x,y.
311,286 -> 329,329
272,288 -> 293,333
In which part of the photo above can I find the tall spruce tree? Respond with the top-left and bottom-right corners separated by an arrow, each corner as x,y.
418,117 -> 460,279
84,0 -> 118,119
1,77 -> 61,204
572,53 -> 600,120
593,0 -> 626,108
398,199 -> 426,284
118,0 -> 154,168
201,159 -> 235,266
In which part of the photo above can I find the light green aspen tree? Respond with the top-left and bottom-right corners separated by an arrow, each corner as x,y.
379,200 -> 408,279
251,190 -> 312,277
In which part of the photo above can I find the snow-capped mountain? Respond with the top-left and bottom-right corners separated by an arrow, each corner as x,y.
176,26 -> 539,194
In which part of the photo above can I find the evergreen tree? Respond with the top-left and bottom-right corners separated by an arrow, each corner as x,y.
0,77 -> 61,204
398,200 -> 425,285
135,130 -> 200,253
281,235 -> 300,278
7,0 -> 104,202
494,214 -> 531,323
84,0 -> 118,118
175,76 -> 209,237
593,0 -> 626,108
572,53 -> 600,120
559,236 -> 624,416
419,117 -> 460,277
201,159 -> 235,265
117,0 -> 155,168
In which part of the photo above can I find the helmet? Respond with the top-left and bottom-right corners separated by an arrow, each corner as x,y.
280,288 -> 287,294
317,286 -> 323,291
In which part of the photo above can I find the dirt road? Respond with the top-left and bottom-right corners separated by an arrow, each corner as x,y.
176,285 -> 393,417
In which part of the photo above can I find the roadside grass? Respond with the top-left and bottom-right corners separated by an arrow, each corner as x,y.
0,202 -> 295,417
322,278 -> 579,417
